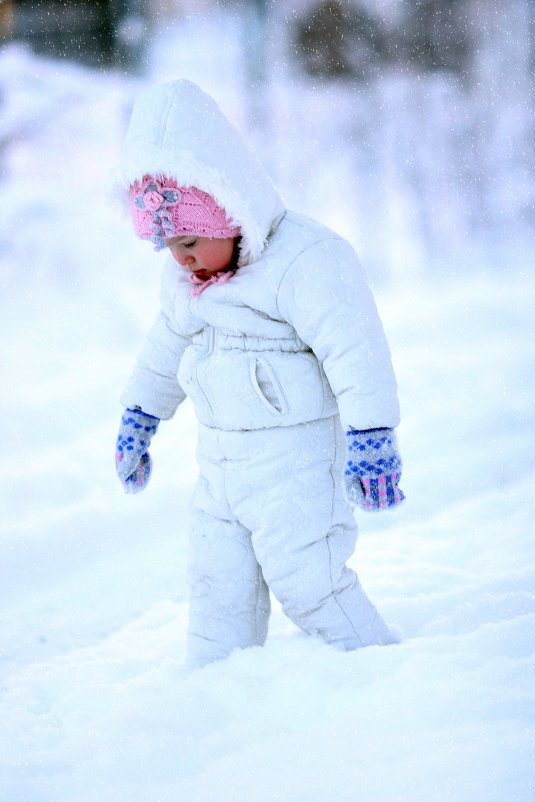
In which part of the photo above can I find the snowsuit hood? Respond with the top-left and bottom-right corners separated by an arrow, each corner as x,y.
111,80 -> 286,265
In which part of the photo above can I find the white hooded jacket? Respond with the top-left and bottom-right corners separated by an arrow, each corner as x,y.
113,80 -> 400,433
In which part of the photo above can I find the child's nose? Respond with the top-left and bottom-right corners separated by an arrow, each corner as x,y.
173,251 -> 195,266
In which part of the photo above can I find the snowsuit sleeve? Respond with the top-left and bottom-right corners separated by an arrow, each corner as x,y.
120,263 -> 191,420
276,236 -> 400,431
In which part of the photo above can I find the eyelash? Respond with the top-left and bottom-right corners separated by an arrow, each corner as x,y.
183,240 -> 197,249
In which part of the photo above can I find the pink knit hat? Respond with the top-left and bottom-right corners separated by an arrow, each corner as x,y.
129,175 -> 241,251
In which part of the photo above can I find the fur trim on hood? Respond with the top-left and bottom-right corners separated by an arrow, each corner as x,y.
110,80 -> 286,265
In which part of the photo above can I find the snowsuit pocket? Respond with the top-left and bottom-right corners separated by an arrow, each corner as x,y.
249,358 -> 289,416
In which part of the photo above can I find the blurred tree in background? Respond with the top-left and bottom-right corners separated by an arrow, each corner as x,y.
293,0 -> 474,80
0,0 -> 149,69
403,0 -> 471,74
295,1 -> 388,80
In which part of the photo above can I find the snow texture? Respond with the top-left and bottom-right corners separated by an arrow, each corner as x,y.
1,10 -> 534,802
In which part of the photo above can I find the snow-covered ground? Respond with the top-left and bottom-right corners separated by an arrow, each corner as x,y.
1,13 -> 534,802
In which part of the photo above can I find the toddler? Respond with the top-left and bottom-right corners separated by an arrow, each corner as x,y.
112,80 -> 404,668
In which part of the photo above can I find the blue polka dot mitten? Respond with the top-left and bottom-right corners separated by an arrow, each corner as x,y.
344,428 -> 405,511
115,408 -> 160,494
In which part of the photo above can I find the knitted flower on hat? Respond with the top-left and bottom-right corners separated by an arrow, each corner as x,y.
129,175 -> 241,251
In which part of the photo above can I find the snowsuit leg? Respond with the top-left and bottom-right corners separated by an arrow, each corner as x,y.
188,417 -> 393,667
222,416 -> 394,651
186,436 -> 271,669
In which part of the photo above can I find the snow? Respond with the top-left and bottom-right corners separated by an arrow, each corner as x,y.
1,11 -> 534,802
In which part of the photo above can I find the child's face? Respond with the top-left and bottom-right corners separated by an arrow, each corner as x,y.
165,235 -> 235,280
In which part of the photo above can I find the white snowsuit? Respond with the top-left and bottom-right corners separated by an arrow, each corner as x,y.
113,81 -> 401,667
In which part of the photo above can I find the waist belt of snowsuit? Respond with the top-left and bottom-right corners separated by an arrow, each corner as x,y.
191,328 -> 311,354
